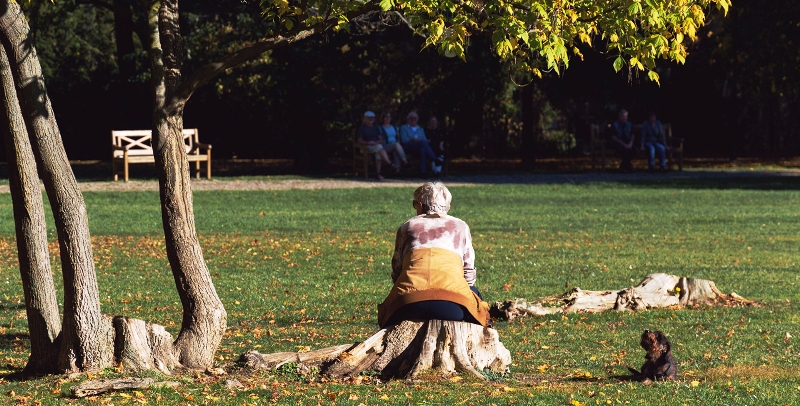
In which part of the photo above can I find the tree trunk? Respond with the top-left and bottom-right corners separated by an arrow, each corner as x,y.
241,320 -> 512,381
113,0 -> 137,82
0,44 -> 61,375
0,0 -> 113,372
144,0 -> 226,369
520,82 -> 539,168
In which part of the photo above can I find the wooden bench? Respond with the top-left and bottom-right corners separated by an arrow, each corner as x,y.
353,138 -> 450,179
353,136 -> 371,179
590,123 -> 682,171
112,128 -> 212,182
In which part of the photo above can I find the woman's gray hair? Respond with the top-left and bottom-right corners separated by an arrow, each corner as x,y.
413,182 -> 452,214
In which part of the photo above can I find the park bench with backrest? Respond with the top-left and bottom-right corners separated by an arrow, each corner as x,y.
352,130 -> 449,179
590,123 -> 682,171
112,128 -> 212,182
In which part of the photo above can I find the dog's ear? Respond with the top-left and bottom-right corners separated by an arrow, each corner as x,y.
656,332 -> 671,352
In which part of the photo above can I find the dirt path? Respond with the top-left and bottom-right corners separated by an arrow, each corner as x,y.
0,169 -> 797,193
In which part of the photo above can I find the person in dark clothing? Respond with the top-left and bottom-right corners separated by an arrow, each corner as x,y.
640,112 -> 669,171
426,116 -> 446,175
357,110 -> 397,180
611,109 -> 636,172
400,112 -> 441,176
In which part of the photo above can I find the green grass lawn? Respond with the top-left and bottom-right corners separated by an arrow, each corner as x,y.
1,178 -> 799,405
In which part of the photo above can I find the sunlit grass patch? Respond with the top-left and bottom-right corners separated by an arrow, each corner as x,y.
0,180 -> 799,404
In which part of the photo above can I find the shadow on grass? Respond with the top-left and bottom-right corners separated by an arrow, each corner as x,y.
620,174 -> 800,191
0,332 -> 29,351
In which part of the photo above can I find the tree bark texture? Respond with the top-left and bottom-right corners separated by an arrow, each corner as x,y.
144,0 -> 226,369
491,273 -> 759,321
241,320 -> 512,381
0,0 -> 113,372
0,44 -> 61,374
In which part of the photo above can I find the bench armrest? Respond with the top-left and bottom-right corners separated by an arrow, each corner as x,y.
112,145 -> 133,151
194,142 -> 212,150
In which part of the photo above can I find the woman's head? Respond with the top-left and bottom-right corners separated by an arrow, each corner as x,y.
413,182 -> 452,215
427,116 -> 438,129
381,112 -> 392,125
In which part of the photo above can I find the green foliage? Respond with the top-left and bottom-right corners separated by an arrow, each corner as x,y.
256,0 -> 731,84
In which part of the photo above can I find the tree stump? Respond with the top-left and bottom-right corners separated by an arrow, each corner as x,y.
240,320 -> 511,381
111,316 -> 180,374
492,273 -> 757,320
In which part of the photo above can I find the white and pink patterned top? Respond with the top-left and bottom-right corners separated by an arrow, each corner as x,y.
391,213 -> 477,286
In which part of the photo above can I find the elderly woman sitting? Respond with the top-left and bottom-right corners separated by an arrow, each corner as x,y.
378,182 -> 490,328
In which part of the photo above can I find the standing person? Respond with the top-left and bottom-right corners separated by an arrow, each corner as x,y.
379,112 -> 407,172
611,109 -> 636,172
640,113 -> 669,172
426,116 -> 446,175
357,110 -> 397,180
377,182 -> 490,328
400,112 -> 440,176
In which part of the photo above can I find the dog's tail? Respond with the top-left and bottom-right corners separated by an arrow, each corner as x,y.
627,366 -> 640,375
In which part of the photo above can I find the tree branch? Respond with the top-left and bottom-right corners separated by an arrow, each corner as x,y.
166,3 -> 380,115
76,0 -> 114,12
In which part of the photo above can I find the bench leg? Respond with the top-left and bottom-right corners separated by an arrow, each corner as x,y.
601,148 -> 606,170
124,159 -> 129,182
195,159 -> 200,180
206,151 -> 212,180
112,159 -> 117,181
363,152 -> 369,179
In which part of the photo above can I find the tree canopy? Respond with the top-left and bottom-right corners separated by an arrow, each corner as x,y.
261,0 -> 731,83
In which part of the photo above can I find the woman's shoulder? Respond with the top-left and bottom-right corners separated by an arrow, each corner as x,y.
447,215 -> 469,228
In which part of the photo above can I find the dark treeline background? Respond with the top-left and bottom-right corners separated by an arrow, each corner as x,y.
14,0 -> 800,172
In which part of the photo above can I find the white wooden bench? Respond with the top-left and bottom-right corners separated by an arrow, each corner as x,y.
112,128 -> 212,182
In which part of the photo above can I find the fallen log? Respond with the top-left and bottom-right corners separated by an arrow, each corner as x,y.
70,377 -> 180,398
492,273 -> 758,320
240,320 -> 511,381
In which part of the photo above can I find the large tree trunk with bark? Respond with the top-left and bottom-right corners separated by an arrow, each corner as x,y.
241,320 -> 512,381
144,0 -> 226,369
0,0 -> 114,373
0,45 -> 61,374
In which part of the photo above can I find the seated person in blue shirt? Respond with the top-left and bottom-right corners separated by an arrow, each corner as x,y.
357,110 -> 397,180
640,113 -> 669,172
379,112 -> 407,172
400,112 -> 441,176
611,109 -> 636,172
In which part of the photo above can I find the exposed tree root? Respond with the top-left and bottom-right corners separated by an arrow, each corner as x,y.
492,273 -> 760,321
240,320 -> 511,381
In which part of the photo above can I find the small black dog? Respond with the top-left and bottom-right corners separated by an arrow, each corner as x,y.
627,330 -> 678,383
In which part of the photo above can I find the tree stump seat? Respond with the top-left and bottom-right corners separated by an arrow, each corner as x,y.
240,319 -> 511,380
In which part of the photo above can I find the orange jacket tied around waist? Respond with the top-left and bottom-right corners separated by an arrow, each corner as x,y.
378,247 -> 490,328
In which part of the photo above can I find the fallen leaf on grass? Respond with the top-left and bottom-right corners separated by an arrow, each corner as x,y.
690,381 -> 700,387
